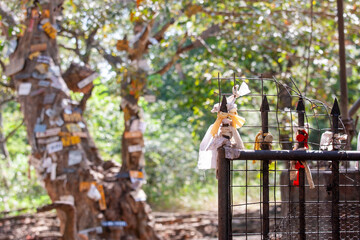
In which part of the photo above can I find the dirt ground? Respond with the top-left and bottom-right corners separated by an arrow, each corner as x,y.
0,204 -> 281,240
0,211 -> 219,240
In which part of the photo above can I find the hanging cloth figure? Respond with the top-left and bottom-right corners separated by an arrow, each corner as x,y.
198,83 -> 249,177
319,131 -> 347,151
290,129 -> 315,189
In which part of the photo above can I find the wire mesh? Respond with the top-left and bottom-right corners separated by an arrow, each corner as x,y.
216,75 -> 360,239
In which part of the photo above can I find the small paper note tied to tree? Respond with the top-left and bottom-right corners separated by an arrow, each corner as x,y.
62,63 -> 98,94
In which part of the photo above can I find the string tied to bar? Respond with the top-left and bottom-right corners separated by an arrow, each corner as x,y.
254,130 -> 273,151
210,111 -> 245,137
253,130 -> 273,163
291,159 -> 315,189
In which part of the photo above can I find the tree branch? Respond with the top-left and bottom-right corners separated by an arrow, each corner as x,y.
59,24 -> 100,64
0,81 -> 13,89
79,86 -> 94,112
59,44 -> 78,52
0,96 -> 15,106
129,12 -> 159,60
155,24 -> 221,75
349,97 -> 360,117
0,59 -> 5,72
0,119 -> 24,144
0,82 -> 15,89
152,18 -> 175,42
201,6 -> 336,18
83,25 -> 100,64
58,25 -> 82,56
96,45 -> 123,69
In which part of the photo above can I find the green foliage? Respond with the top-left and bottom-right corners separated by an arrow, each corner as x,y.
0,102 -> 50,213
143,100 -> 217,210
84,78 -> 124,161
140,97 -> 218,210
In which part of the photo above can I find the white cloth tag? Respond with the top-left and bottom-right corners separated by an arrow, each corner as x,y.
47,141 -> 63,154
18,83 -> 32,95
60,195 -> 75,205
77,72 -> 98,89
68,150 -> 82,166
87,184 -> 101,201
50,163 -> 57,180
128,145 -> 143,153
239,81 -> 251,96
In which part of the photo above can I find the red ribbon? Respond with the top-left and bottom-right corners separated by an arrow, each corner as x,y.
296,129 -> 309,149
293,161 -> 304,186
293,129 -> 309,186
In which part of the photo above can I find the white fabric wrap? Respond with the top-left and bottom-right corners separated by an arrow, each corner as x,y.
320,131 -> 347,151
198,124 -> 244,169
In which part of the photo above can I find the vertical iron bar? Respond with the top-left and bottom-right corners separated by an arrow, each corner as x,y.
245,159 -> 248,239
260,77 -> 264,239
261,96 -> 270,239
358,164 -> 360,240
218,147 -> 231,240
297,98 -> 306,240
331,99 -> 340,240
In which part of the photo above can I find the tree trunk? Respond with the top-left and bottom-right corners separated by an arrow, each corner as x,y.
8,2 -> 159,239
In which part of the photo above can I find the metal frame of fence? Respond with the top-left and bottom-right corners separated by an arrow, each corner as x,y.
218,148 -> 360,240
213,75 -> 360,239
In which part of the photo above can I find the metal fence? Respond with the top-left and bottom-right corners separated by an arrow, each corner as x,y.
215,76 -> 360,240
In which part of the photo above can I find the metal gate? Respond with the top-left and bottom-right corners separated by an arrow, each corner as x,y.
214,76 -> 360,239
218,149 -> 360,240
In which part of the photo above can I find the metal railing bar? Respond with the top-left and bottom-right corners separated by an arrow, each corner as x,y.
225,149 -> 360,161
231,200 -> 360,207
231,230 -> 360,236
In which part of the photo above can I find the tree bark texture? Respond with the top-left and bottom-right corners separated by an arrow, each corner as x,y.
8,2 -> 159,239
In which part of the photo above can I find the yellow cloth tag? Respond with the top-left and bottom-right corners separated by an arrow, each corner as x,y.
66,123 -> 82,133
129,170 -> 144,179
42,22 -> 57,39
79,181 -> 97,192
97,185 -> 107,210
61,136 -> 81,147
29,51 -> 41,60
63,112 -> 82,122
